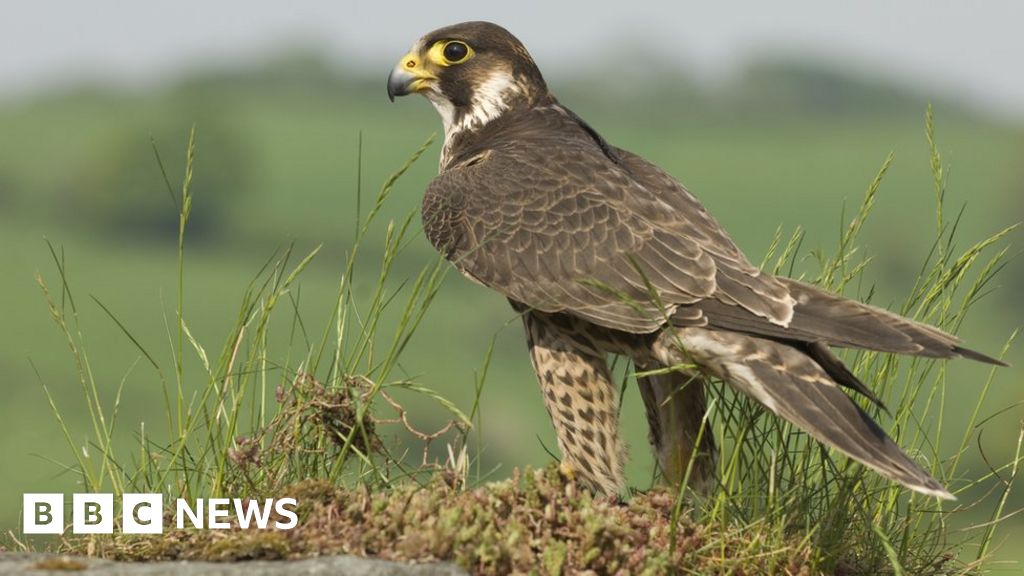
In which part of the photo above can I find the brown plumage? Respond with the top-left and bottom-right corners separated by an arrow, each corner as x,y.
387,21 -> 1006,499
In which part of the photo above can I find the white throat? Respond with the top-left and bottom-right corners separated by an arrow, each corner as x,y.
426,69 -> 522,170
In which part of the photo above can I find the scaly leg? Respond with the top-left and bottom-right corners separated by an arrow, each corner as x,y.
637,367 -> 717,493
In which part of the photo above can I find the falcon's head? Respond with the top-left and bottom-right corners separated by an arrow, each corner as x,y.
387,22 -> 549,140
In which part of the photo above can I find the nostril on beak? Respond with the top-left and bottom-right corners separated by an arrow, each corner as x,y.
387,55 -> 426,102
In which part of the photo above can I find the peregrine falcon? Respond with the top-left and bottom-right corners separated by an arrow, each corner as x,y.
386,21 -> 1004,499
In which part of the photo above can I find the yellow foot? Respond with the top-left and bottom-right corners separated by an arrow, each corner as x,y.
558,461 -> 576,482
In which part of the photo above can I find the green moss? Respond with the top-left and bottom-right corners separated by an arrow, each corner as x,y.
202,532 -> 290,561
541,541 -> 567,576
64,465 -> 849,574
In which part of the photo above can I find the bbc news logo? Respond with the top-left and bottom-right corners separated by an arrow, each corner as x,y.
23,494 -> 298,534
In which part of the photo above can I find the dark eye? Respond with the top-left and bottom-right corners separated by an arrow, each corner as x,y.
443,41 -> 470,63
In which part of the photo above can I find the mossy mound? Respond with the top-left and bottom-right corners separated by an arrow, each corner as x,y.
74,466 -> 824,575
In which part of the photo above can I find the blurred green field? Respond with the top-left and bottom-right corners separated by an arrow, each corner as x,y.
1,56 -> 1021,566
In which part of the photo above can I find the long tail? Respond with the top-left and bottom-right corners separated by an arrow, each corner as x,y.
691,278 -> 1007,367
662,327 -> 954,499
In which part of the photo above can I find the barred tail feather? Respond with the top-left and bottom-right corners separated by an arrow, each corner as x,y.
661,327 -> 954,500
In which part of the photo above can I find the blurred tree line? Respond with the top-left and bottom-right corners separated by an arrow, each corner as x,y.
5,50 -> 1011,245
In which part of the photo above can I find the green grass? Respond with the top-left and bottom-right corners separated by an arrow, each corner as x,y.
681,110 -> 1021,573
0,59 -> 1020,570
31,130 -> 470,501
9,105 -> 1021,574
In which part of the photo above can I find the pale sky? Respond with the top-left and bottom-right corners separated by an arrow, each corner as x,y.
4,1 -> 1023,118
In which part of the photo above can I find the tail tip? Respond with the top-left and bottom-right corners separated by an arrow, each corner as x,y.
912,481 -> 956,501
954,345 -> 1009,367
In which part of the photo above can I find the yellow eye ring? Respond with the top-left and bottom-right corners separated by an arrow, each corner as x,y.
431,40 -> 474,66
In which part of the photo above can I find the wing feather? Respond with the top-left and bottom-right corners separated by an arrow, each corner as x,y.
423,105 -> 786,332
671,328 -> 953,499
423,105 -> 1002,365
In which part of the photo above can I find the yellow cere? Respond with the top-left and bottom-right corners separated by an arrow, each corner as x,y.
400,52 -> 422,70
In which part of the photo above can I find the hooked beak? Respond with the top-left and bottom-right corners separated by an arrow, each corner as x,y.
387,51 -> 437,102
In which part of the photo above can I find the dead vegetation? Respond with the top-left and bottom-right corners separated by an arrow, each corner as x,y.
76,468 -> 833,575
57,373 -> 826,574
35,125 -> 1017,575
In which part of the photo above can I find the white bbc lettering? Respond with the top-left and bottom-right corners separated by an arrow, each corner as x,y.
233,499 -> 273,529
207,498 -> 231,529
274,498 -> 298,530
23,494 -> 299,534
22,494 -> 64,535
176,498 -> 203,529
72,493 -> 113,534
123,493 -> 163,534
